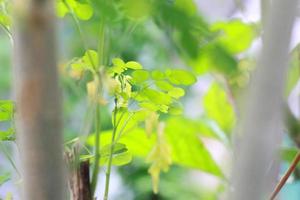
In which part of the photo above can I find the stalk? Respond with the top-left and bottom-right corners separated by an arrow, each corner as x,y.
103,99 -> 118,200
269,151 -> 300,200
90,17 -> 106,195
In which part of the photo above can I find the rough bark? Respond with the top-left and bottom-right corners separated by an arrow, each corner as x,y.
229,0 -> 298,199
66,148 -> 92,200
12,0 -> 65,199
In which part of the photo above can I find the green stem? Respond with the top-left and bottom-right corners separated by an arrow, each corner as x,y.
103,99 -> 118,200
90,16 -> 107,196
63,0 -> 97,70
90,97 -> 101,194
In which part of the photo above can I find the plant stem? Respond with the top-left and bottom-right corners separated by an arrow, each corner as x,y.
90,98 -> 101,194
103,99 -> 118,200
63,0 -> 97,70
270,151 -> 300,200
90,16 -> 107,196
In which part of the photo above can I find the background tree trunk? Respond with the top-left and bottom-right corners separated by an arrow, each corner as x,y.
12,0 -> 65,199
230,0 -> 298,199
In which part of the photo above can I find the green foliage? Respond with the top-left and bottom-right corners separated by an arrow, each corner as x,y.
281,147 -> 298,164
0,172 -> 10,186
0,100 -> 15,141
87,118 -> 223,177
286,46 -> 300,95
0,100 -> 14,121
211,20 -> 255,54
99,143 -> 132,166
56,0 -> 93,20
203,83 -> 235,134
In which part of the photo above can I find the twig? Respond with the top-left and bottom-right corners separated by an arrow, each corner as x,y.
270,151 -> 300,200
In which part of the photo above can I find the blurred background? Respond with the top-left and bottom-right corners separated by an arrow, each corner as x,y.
1,0 -> 300,199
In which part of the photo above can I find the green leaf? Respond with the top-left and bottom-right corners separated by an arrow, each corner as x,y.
203,83 -> 235,134
87,118 -> 224,178
131,70 -> 149,84
56,0 -> 93,20
0,172 -> 10,186
211,20 -> 255,54
99,143 -> 132,166
112,58 -> 125,67
56,1 -> 69,17
141,89 -> 172,106
168,87 -> 185,99
87,129 -> 156,158
168,103 -> 183,115
174,0 -> 197,16
125,61 -> 143,69
155,80 -> 174,91
0,14 -> 10,27
190,44 -> 238,75
120,0 -> 152,20
0,100 -> 14,121
166,69 -> 196,85
151,70 -> 165,80
74,3 -> 93,20
82,50 -> 98,68
286,46 -> 300,96
0,128 -> 15,141
281,147 -> 298,163
164,118 -> 223,177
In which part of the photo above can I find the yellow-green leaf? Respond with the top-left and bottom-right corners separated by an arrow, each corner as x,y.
125,61 -> 143,69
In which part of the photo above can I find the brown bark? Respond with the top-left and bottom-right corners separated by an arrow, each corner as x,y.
66,149 -> 92,200
12,0 -> 65,199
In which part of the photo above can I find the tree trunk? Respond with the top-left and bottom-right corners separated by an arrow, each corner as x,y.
12,0 -> 65,199
229,0 -> 298,199
66,148 -> 92,200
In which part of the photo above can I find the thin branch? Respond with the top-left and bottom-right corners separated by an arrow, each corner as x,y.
270,151 -> 300,200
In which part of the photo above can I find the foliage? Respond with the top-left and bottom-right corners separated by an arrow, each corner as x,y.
0,0 -> 278,199
0,100 -> 15,141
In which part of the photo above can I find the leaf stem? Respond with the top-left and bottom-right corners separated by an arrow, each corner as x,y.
103,99 -> 118,200
270,151 -> 300,200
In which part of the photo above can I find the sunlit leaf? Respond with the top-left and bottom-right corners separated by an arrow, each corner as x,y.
155,80 -> 173,91
286,46 -> 300,96
0,128 -> 15,141
82,50 -> 98,69
211,20 -> 255,54
74,3 -> 93,20
168,87 -> 185,99
141,89 -> 172,105
203,83 -> 235,134
87,129 -> 156,158
131,70 -> 149,84
125,61 -> 143,69
151,70 -> 165,80
56,0 -> 93,20
165,118 -> 223,177
56,1 -> 69,17
174,0 -> 197,16
0,172 -> 10,186
166,69 -> 196,85
120,0 -> 152,20
0,100 -> 14,121
112,58 -> 125,68
190,44 -> 238,75
99,143 -> 132,166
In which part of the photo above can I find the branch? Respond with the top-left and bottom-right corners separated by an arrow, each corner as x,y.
270,151 -> 300,200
